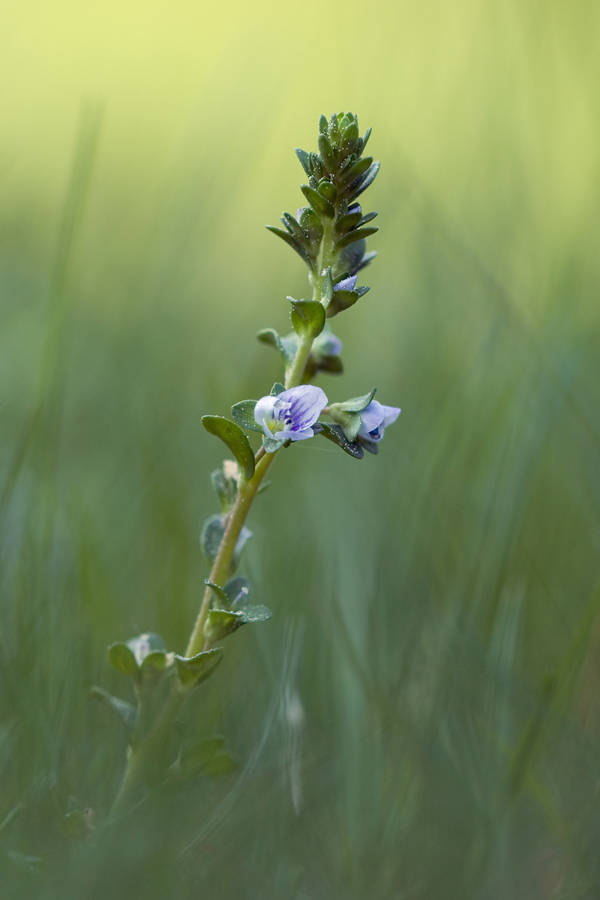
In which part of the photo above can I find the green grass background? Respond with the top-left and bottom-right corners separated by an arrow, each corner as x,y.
1,0 -> 600,896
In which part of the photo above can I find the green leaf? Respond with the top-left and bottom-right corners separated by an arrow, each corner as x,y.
341,120 -> 359,156
205,579 -> 229,605
319,114 -> 328,134
266,226 -> 312,266
281,212 -> 310,249
202,416 -> 255,481
358,436 -> 379,455
294,148 -> 311,177
342,156 -> 373,186
317,179 -> 336,202
257,328 -> 282,351
262,436 -> 282,454
300,184 -> 334,219
90,686 -> 137,737
204,605 -> 273,643
309,152 -> 324,180
298,207 -> 324,245
351,161 -> 380,199
335,226 -> 379,251
239,605 -> 272,624
204,609 -> 244,641
175,647 -> 223,688
318,133 -> 337,173
319,423 -> 364,459
328,112 -> 341,145
202,751 -> 239,776
359,212 -> 378,226
200,514 -> 226,563
224,577 -> 252,607
321,267 -> 333,307
107,642 -> 139,678
231,400 -> 263,434
330,410 -> 362,441
326,290 -> 359,318
289,298 -> 325,340
335,388 -> 377,413
140,650 -> 167,672
270,382 -> 286,396
200,515 -> 252,571
257,329 -> 297,364
333,211 -> 362,239
362,126 -> 372,150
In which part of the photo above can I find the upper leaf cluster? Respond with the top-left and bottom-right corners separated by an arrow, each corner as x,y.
267,112 -> 379,281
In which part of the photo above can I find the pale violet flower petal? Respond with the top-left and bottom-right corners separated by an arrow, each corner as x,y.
253,385 -> 328,444
334,274 -> 357,292
278,385 -> 328,432
358,400 -> 401,442
358,401 -> 385,437
279,426 -> 315,442
381,405 -> 401,429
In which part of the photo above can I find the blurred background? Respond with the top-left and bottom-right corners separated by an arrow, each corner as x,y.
1,0 -> 600,896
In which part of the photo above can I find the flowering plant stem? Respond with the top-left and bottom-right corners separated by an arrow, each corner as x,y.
185,447 -> 276,657
110,332 -> 314,817
105,112 -> 395,821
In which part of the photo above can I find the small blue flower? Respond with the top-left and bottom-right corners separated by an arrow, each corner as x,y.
334,274 -> 358,292
254,385 -> 328,443
358,401 -> 400,442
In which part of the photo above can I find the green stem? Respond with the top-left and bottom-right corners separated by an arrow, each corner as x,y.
110,209 -> 337,818
185,449 -> 276,657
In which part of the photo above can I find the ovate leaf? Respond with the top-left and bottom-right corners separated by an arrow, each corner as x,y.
289,298 -> 325,340
319,423 -> 364,459
202,416 -> 255,481
107,642 -> 139,678
231,400 -> 263,433
174,647 -> 223,689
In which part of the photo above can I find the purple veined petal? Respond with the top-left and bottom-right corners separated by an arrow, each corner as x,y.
334,274 -> 357,292
278,385 -> 328,431
358,401 -> 385,438
279,426 -> 315,442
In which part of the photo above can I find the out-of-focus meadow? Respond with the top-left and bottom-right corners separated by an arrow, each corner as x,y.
1,0 -> 600,896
